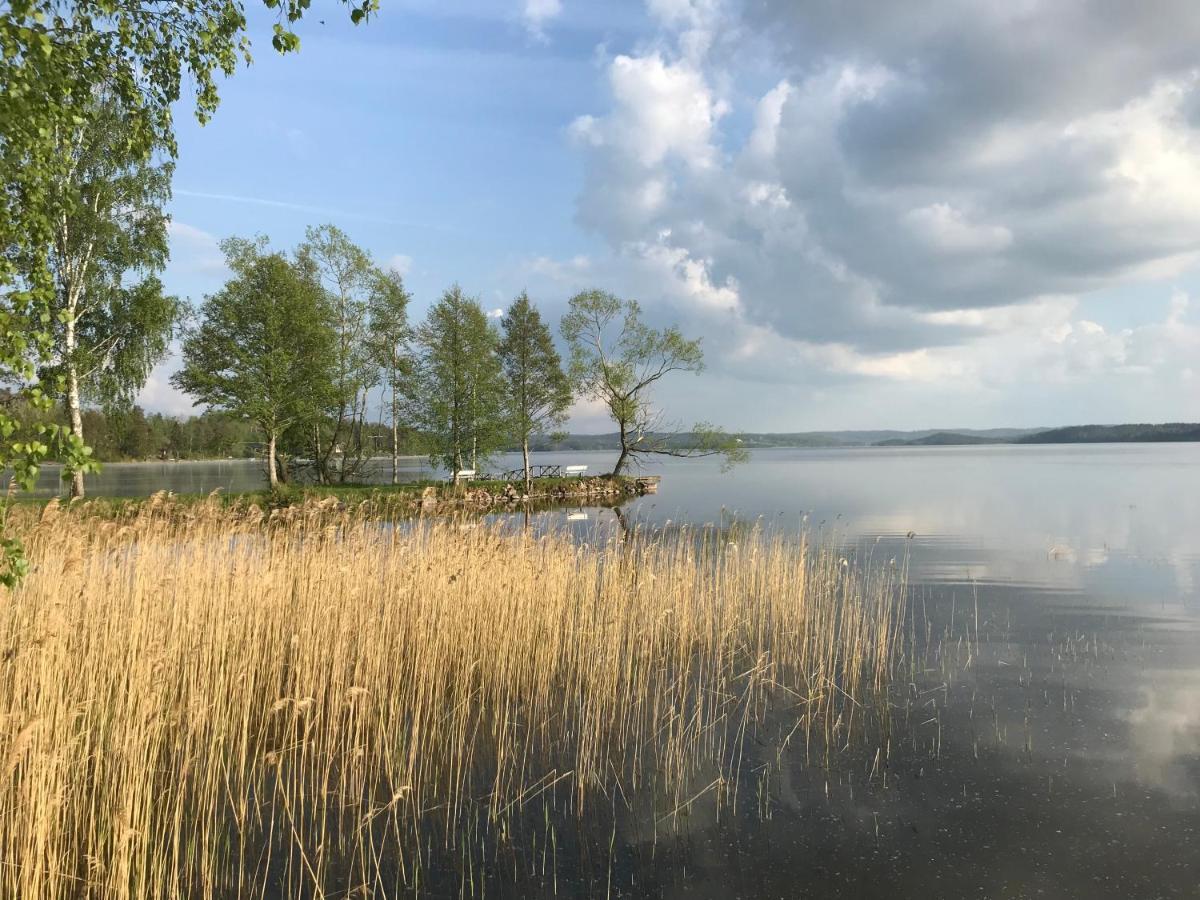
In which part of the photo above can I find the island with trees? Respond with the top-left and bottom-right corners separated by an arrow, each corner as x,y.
157,225 -> 744,506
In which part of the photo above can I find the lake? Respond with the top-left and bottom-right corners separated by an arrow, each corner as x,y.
37,443 -> 1200,600
33,444 -> 1200,896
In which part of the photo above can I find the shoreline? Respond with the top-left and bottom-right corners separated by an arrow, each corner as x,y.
31,474 -> 660,518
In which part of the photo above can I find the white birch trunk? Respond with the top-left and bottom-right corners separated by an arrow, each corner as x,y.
64,298 -> 85,498
391,382 -> 400,485
522,437 -> 531,493
267,430 -> 278,490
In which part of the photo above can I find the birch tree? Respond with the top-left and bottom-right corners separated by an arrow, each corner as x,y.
366,269 -> 411,484
297,224 -> 381,483
172,239 -> 335,489
41,94 -> 178,498
499,292 -> 571,490
0,0 -> 380,583
410,286 -> 506,477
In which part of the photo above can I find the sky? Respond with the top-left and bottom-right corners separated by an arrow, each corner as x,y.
146,0 -> 1200,432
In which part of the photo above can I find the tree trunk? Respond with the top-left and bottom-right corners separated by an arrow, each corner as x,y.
351,388 -> 369,482
469,383 -> 477,473
64,317 -> 85,499
314,424 -> 326,485
522,436 -> 531,493
391,383 -> 399,486
267,430 -> 279,490
341,392 -> 360,484
612,423 -> 630,477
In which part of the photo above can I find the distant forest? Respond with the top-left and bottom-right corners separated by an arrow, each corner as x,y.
36,405 -> 429,463
1014,423 -> 1200,444
39,407 -> 1200,464
875,423 -> 1200,447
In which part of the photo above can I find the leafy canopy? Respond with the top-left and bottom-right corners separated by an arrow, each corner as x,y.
410,285 -> 507,473
171,237 -> 336,441
42,92 -> 179,411
0,0 -> 378,581
499,291 -> 571,446
561,290 -> 745,475
296,223 -> 382,481
367,269 -> 411,383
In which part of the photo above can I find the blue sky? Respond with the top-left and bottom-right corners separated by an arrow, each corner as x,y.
162,1 -> 618,303
148,0 -> 1200,432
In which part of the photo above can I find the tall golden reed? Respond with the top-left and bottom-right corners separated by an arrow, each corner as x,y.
0,497 -> 904,898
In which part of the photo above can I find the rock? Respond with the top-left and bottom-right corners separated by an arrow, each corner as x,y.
634,477 -> 660,495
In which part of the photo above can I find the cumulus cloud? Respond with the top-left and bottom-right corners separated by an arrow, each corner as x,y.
556,0 -> 1200,424
570,52 -> 726,171
644,0 -> 726,61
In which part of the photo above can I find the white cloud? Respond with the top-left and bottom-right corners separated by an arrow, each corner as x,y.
904,203 -> 1013,254
521,0 -> 562,41
645,0 -> 726,62
745,80 -> 792,162
135,348 -> 198,418
624,237 -> 740,312
166,222 -> 226,276
557,0 -> 1200,428
572,52 -> 725,171
386,254 -> 413,277
567,114 -> 601,147
565,395 -> 614,432
527,254 -> 592,282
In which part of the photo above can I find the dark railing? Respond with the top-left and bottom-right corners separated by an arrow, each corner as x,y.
494,464 -> 564,481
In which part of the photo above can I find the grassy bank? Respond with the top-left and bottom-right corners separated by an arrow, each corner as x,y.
26,474 -> 653,519
0,501 -> 905,897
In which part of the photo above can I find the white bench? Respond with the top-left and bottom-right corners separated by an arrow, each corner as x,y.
451,469 -> 476,484
564,465 -> 588,477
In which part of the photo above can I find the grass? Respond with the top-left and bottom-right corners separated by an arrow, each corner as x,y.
0,496 -> 906,898
21,474 -> 642,517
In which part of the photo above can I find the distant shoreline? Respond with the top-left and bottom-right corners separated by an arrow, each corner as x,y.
30,428 -> 1200,472
532,422 -> 1200,451
869,423 -> 1200,448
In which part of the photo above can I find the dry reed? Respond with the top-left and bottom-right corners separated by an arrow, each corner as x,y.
0,497 -> 905,898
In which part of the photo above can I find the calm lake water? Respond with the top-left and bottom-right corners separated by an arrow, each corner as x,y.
40,443 -> 1200,602
36,444 -> 1200,896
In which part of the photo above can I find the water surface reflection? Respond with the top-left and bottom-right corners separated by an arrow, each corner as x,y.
38,444 -> 1200,895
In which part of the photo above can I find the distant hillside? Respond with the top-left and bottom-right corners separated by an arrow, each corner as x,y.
875,431 -> 1001,447
872,422 -> 1200,447
528,423 -> 1200,452
530,432 -> 855,451
530,427 -> 1048,452
1015,423 -> 1200,444
737,428 -> 1045,447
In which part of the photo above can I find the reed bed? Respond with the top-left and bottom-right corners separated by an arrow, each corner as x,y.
0,498 -> 905,898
